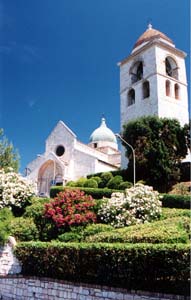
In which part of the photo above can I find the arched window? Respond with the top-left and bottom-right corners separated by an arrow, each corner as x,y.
143,81 -> 150,98
128,89 -> 135,106
174,84 -> 180,99
130,61 -> 143,83
166,80 -> 171,96
165,57 -> 178,79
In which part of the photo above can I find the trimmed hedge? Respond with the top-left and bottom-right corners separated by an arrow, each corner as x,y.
161,194 -> 190,209
85,217 -> 190,244
15,242 -> 190,295
50,186 -> 120,199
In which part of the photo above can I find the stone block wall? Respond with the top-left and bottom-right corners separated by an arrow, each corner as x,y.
0,276 -> 189,300
0,239 -> 21,276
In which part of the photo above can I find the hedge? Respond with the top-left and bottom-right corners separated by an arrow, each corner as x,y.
161,194 -> 190,209
15,242 -> 190,295
50,186 -> 120,199
85,216 -> 190,244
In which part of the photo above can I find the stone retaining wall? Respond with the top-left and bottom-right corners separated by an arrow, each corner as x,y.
0,238 -> 21,276
0,276 -> 189,300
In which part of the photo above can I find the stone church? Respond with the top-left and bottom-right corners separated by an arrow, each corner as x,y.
26,24 -> 189,195
26,118 -> 121,196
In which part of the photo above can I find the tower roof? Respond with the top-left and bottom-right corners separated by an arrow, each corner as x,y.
89,117 -> 117,143
133,24 -> 174,50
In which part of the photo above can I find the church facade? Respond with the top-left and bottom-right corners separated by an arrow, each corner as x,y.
26,118 -> 120,196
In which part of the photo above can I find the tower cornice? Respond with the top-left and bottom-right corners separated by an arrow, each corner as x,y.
118,40 -> 186,67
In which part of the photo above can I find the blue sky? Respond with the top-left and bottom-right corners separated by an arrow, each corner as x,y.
0,0 -> 190,173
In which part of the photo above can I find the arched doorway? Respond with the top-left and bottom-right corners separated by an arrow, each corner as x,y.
37,160 -> 63,196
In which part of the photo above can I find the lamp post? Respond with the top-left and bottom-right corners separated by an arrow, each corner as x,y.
115,133 -> 136,187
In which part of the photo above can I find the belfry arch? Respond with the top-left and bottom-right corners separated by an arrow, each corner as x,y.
37,159 -> 63,196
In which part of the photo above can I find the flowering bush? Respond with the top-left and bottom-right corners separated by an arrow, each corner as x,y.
44,189 -> 96,229
98,184 -> 162,227
0,168 -> 36,209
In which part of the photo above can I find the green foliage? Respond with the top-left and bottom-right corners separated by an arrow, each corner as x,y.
75,177 -> 87,187
15,242 -> 190,295
85,216 -> 190,244
65,181 -> 76,187
58,232 -> 82,242
169,182 -> 190,195
161,208 -> 191,219
122,116 -> 189,191
161,194 -> 190,209
0,208 -> 13,245
82,224 -> 113,238
99,172 -> 113,188
10,217 -> 39,241
0,128 -> 20,172
107,175 -> 123,189
50,186 -> 120,199
24,197 -> 53,241
83,178 -> 98,188
118,181 -> 133,190
91,176 -> 102,185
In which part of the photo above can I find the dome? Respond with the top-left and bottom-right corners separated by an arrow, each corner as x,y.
89,118 -> 117,143
133,24 -> 174,50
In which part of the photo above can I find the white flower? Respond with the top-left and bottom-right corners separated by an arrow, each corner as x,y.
98,183 -> 162,228
0,169 -> 37,208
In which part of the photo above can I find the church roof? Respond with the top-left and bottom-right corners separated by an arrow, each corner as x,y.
89,117 -> 117,143
133,24 -> 174,50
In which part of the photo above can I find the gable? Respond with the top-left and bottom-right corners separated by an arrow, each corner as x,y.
45,120 -> 77,155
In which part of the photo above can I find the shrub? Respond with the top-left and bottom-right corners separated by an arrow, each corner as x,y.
65,181 -> 76,187
15,242 -> 190,295
0,168 -> 36,209
98,184 -> 162,227
107,175 -> 123,189
10,217 -> 39,241
91,176 -> 102,185
161,208 -> 191,219
83,179 -> 98,188
118,181 -> 133,190
161,194 -> 190,209
86,216 -> 190,244
44,189 -> 96,230
99,172 -> 113,188
58,232 -> 82,242
23,197 -> 52,241
0,208 -> 13,245
50,186 -> 120,199
75,178 -> 87,187
169,182 -> 190,195
83,224 -> 113,238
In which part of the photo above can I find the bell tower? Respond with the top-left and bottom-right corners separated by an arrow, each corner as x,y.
118,24 -> 189,167
119,24 -> 189,129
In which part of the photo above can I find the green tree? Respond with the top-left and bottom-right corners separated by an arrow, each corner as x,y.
122,116 -> 189,191
0,129 -> 20,172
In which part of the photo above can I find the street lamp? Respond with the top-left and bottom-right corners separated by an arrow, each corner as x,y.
115,133 -> 136,187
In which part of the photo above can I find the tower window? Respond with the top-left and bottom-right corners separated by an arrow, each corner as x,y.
128,89 -> 135,106
130,61 -> 143,83
174,84 -> 180,99
143,81 -> 150,98
165,57 -> 178,79
166,80 -> 171,97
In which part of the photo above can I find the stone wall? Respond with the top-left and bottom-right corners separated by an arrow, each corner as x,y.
0,238 -> 21,276
0,276 -> 189,300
